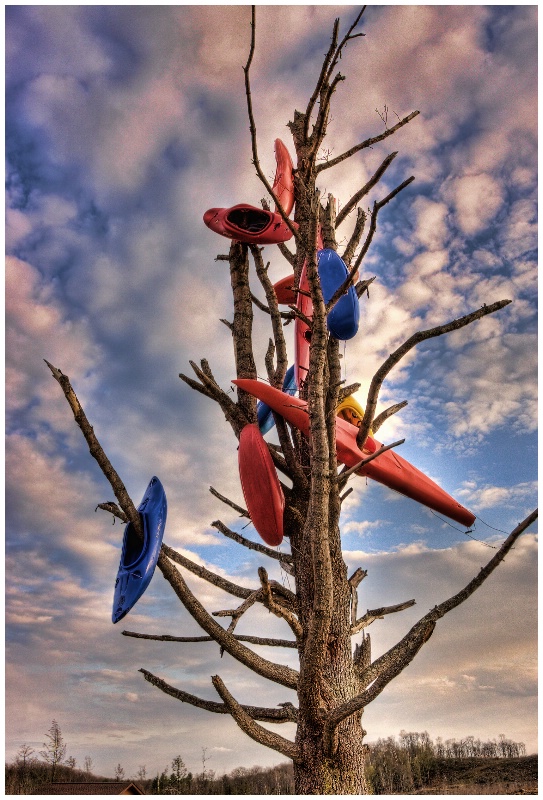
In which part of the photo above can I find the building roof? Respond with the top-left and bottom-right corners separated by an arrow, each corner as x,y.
33,782 -> 145,795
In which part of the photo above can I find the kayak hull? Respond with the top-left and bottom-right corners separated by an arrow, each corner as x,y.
112,476 -> 167,623
238,423 -> 285,546
203,204 -> 295,245
233,380 -> 476,528
318,248 -> 360,340
294,260 -> 313,390
273,274 -> 297,306
272,139 -> 295,216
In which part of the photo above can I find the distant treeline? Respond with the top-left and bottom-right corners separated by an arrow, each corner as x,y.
5,730 -> 528,795
366,730 -> 527,795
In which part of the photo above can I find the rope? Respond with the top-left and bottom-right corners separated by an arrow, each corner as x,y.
475,515 -> 508,535
428,509 -> 498,549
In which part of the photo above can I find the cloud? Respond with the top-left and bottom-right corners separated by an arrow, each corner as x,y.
457,480 -> 537,512
449,173 -> 504,235
342,519 -> 382,537
442,333 -> 537,436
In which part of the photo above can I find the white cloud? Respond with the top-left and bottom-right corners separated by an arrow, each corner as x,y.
450,173 -> 504,236
457,480 -> 537,512
443,333 -> 537,435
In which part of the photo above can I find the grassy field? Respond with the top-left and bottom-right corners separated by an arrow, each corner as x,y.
410,755 -> 537,795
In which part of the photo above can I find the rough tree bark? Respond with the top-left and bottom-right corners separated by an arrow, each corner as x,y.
46,7 -> 537,795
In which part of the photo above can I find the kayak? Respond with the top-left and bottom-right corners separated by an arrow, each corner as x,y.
203,203 -> 295,245
336,394 -> 370,431
272,139 -> 295,216
318,248 -> 360,340
233,379 -> 476,528
238,423 -> 285,546
112,476 -> 167,623
257,365 -> 297,434
294,259 -> 312,391
273,274 -> 297,306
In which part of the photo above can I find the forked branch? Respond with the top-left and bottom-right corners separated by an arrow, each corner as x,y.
316,110 -> 420,173
352,176 -> 415,273
212,675 -> 300,761
158,552 -> 299,689
336,151 -> 398,227
323,508 -> 538,754
140,669 -> 298,723
357,299 -> 512,449
351,599 -> 416,635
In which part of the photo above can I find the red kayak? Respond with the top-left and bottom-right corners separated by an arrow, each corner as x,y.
272,139 -> 295,216
294,259 -> 313,390
294,228 -> 325,390
233,380 -> 476,528
203,204 -> 295,245
238,423 -> 285,546
273,274 -> 297,305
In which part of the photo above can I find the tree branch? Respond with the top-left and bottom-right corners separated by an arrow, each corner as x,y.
251,291 -> 294,320
336,151 -> 398,227
323,508 -> 538,754
356,299 -> 512,449
277,241 -> 297,268
303,17 -> 340,143
356,276 -> 375,299
96,502 -> 128,524
161,544 -> 255,601
212,675 -> 301,761
180,360 -> 248,434
342,208 -> 367,267
351,599 -> 416,635
157,552 -> 299,689
352,176 -> 415,273
371,401 -> 408,435
212,520 -> 293,564
349,567 -> 368,627
258,566 -> 303,639
338,383 -> 362,404
45,360 -> 297,686
140,669 -> 298,723
209,486 -> 249,518
250,243 -> 288,388
316,110 -> 420,173
124,630 -> 297,648
229,241 -> 258,423
243,7 -> 298,240
44,360 -> 142,534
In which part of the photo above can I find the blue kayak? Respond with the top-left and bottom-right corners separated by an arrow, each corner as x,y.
112,476 -> 167,623
318,248 -> 360,340
257,365 -> 297,434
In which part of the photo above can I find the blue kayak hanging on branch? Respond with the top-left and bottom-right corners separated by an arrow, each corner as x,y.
112,476 -> 167,623
318,248 -> 360,341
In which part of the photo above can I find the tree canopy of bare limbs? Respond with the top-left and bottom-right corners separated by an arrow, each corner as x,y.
46,7 -> 537,795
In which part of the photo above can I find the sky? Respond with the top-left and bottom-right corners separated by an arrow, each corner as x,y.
5,3 -> 537,781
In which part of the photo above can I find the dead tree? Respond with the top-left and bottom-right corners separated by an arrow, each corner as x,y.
46,7 -> 537,795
